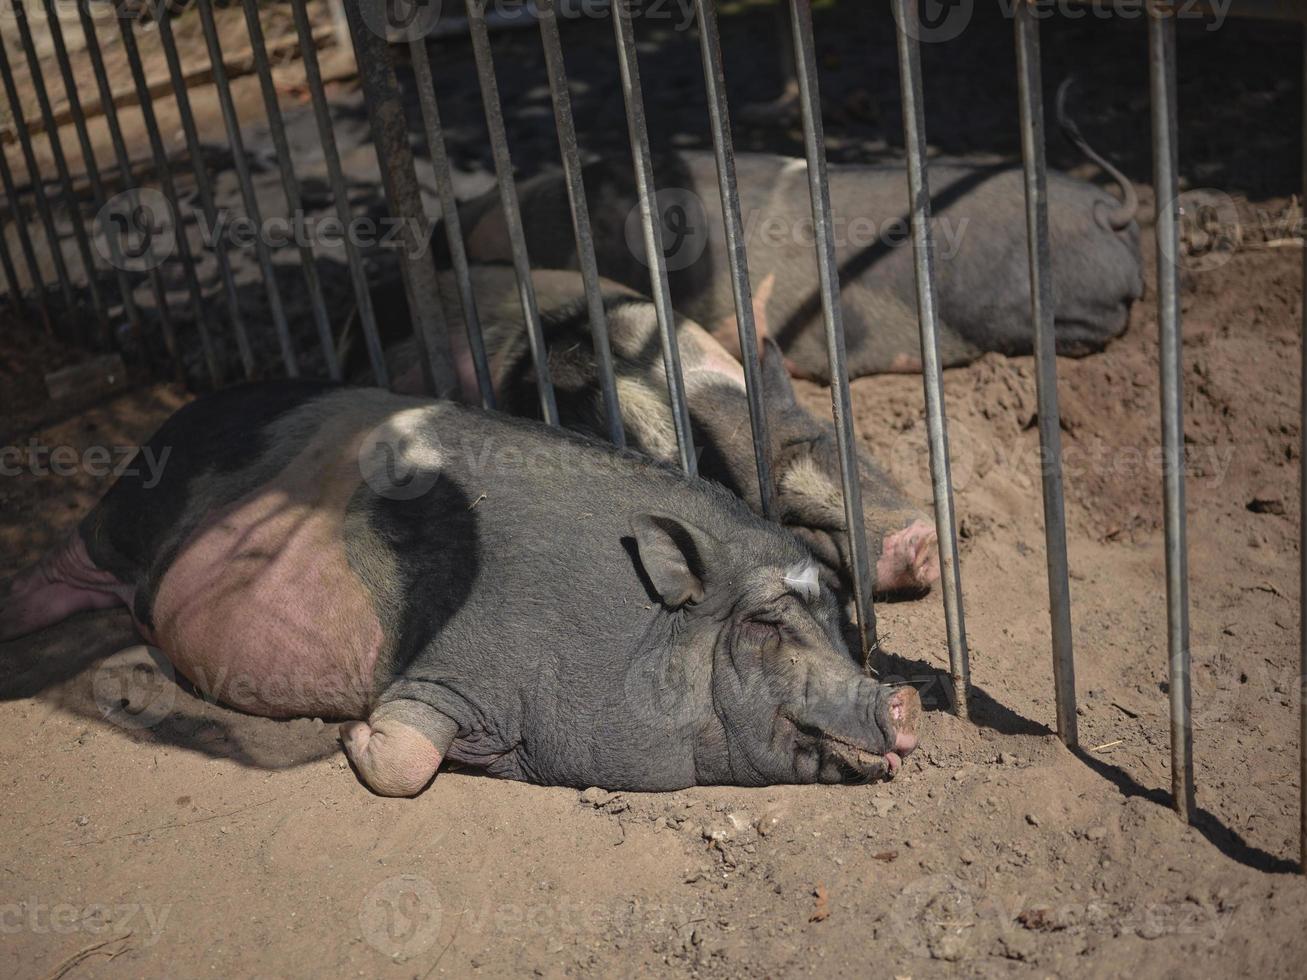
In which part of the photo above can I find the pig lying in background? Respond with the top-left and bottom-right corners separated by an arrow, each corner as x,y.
0,383 -> 921,795
443,147 -> 1142,380
341,267 -> 939,597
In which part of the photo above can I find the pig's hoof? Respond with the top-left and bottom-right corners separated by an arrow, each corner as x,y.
875,520 -> 940,594
886,686 -> 921,758
339,718 -> 443,798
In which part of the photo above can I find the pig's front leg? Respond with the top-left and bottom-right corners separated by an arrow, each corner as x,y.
340,698 -> 458,797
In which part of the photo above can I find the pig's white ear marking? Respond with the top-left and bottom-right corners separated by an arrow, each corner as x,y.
783,560 -> 820,600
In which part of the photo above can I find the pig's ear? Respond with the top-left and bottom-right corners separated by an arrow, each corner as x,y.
761,338 -> 798,408
629,514 -> 718,608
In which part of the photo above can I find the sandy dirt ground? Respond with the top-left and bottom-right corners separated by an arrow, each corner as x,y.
2,3 -> 1307,979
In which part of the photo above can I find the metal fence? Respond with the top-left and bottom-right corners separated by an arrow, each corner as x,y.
0,0 -> 1302,872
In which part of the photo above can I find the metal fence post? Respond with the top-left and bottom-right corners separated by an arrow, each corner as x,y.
466,0 -> 559,424
12,0 -> 111,347
240,0 -> 341,379
1148,0 -> 1195,823
890,0 -> 970,710
0,33 -> 77,316
40,0 -> 147,357
786,0 -> 877,664
342,0 -> 458,397
538,0 -> 622,443
1014,1 -> 1078,747
611,0 -> 697,475
195,0 -> 299,379
409,38 -> 496,408
153,0 -> 256,381
693,0 -> 776,519
290,0 -> 390,389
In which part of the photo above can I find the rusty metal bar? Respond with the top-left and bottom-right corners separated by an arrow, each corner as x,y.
291,0 -> 388,388
0,32 -> 77,315
0,145 -> 48,330
693,0 -> 775,518
1015,1 -> 1078,746
116,4 -> 218,386
890,0 -> 970,710
196,0 -> 299,378
342,0 -> 457,397
410,37 -> 495,408
41,0 -> 146,353
467,0 -> 559,424
537,0 -> 622,444
78,0 -> 171,366
0,198 -> 19,311
154,0 -> 255,381
611,0 -> 696,474
1148,0 -> 1195,823
13,0 -> 111,346
788,0 -> 877,665
241,0 -> 340,380
1301,17 -> 1307,876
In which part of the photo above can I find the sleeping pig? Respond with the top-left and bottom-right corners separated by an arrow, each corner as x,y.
0,382 -> 921,795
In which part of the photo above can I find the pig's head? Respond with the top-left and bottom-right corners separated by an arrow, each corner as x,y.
736,341 -> 940,601
630,512 -> 921,785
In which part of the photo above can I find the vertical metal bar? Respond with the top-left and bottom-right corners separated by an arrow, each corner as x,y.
1014,2 -> 1077,747
610,0 -> 696,475
787,0 -> 876,663
693,0 -> 775,518
409,38 -> 496,408
0,33 -> 77,314
891,0 -> 969,709
537,0 -> 622,444
291,0 -> 388,389
153,0 -> 256,381
466,0 -> 559,425
241,0 -> 340,380
0,146 -> 49,330
195,0 -> 298,378
1148,0 -> 1194,823
78,0 -> 170,366
0,203 -> 20,310
1301,20 -> 1307,876
342,0 -> 457,397
41,0 -> 146,354
12,0 -> 111,346
116,4 -> 218,384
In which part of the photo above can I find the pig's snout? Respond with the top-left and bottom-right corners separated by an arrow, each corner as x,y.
878,686 -> 921,777
875,519 -> 939,594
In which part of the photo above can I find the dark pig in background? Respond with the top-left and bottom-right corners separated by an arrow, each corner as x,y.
446,140 -> 1142,381
0,383 -> 921,795
340,267 -> 940,598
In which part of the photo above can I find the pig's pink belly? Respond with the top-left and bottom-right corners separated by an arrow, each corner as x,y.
149,490 -> 384,721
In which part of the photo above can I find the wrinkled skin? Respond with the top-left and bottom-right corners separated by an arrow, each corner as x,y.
341,267 -> 939,599
442,150 -> 1143,380
1,383 -> 921,796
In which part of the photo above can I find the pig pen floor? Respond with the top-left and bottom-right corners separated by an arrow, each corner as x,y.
3,204 -> 1307,978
